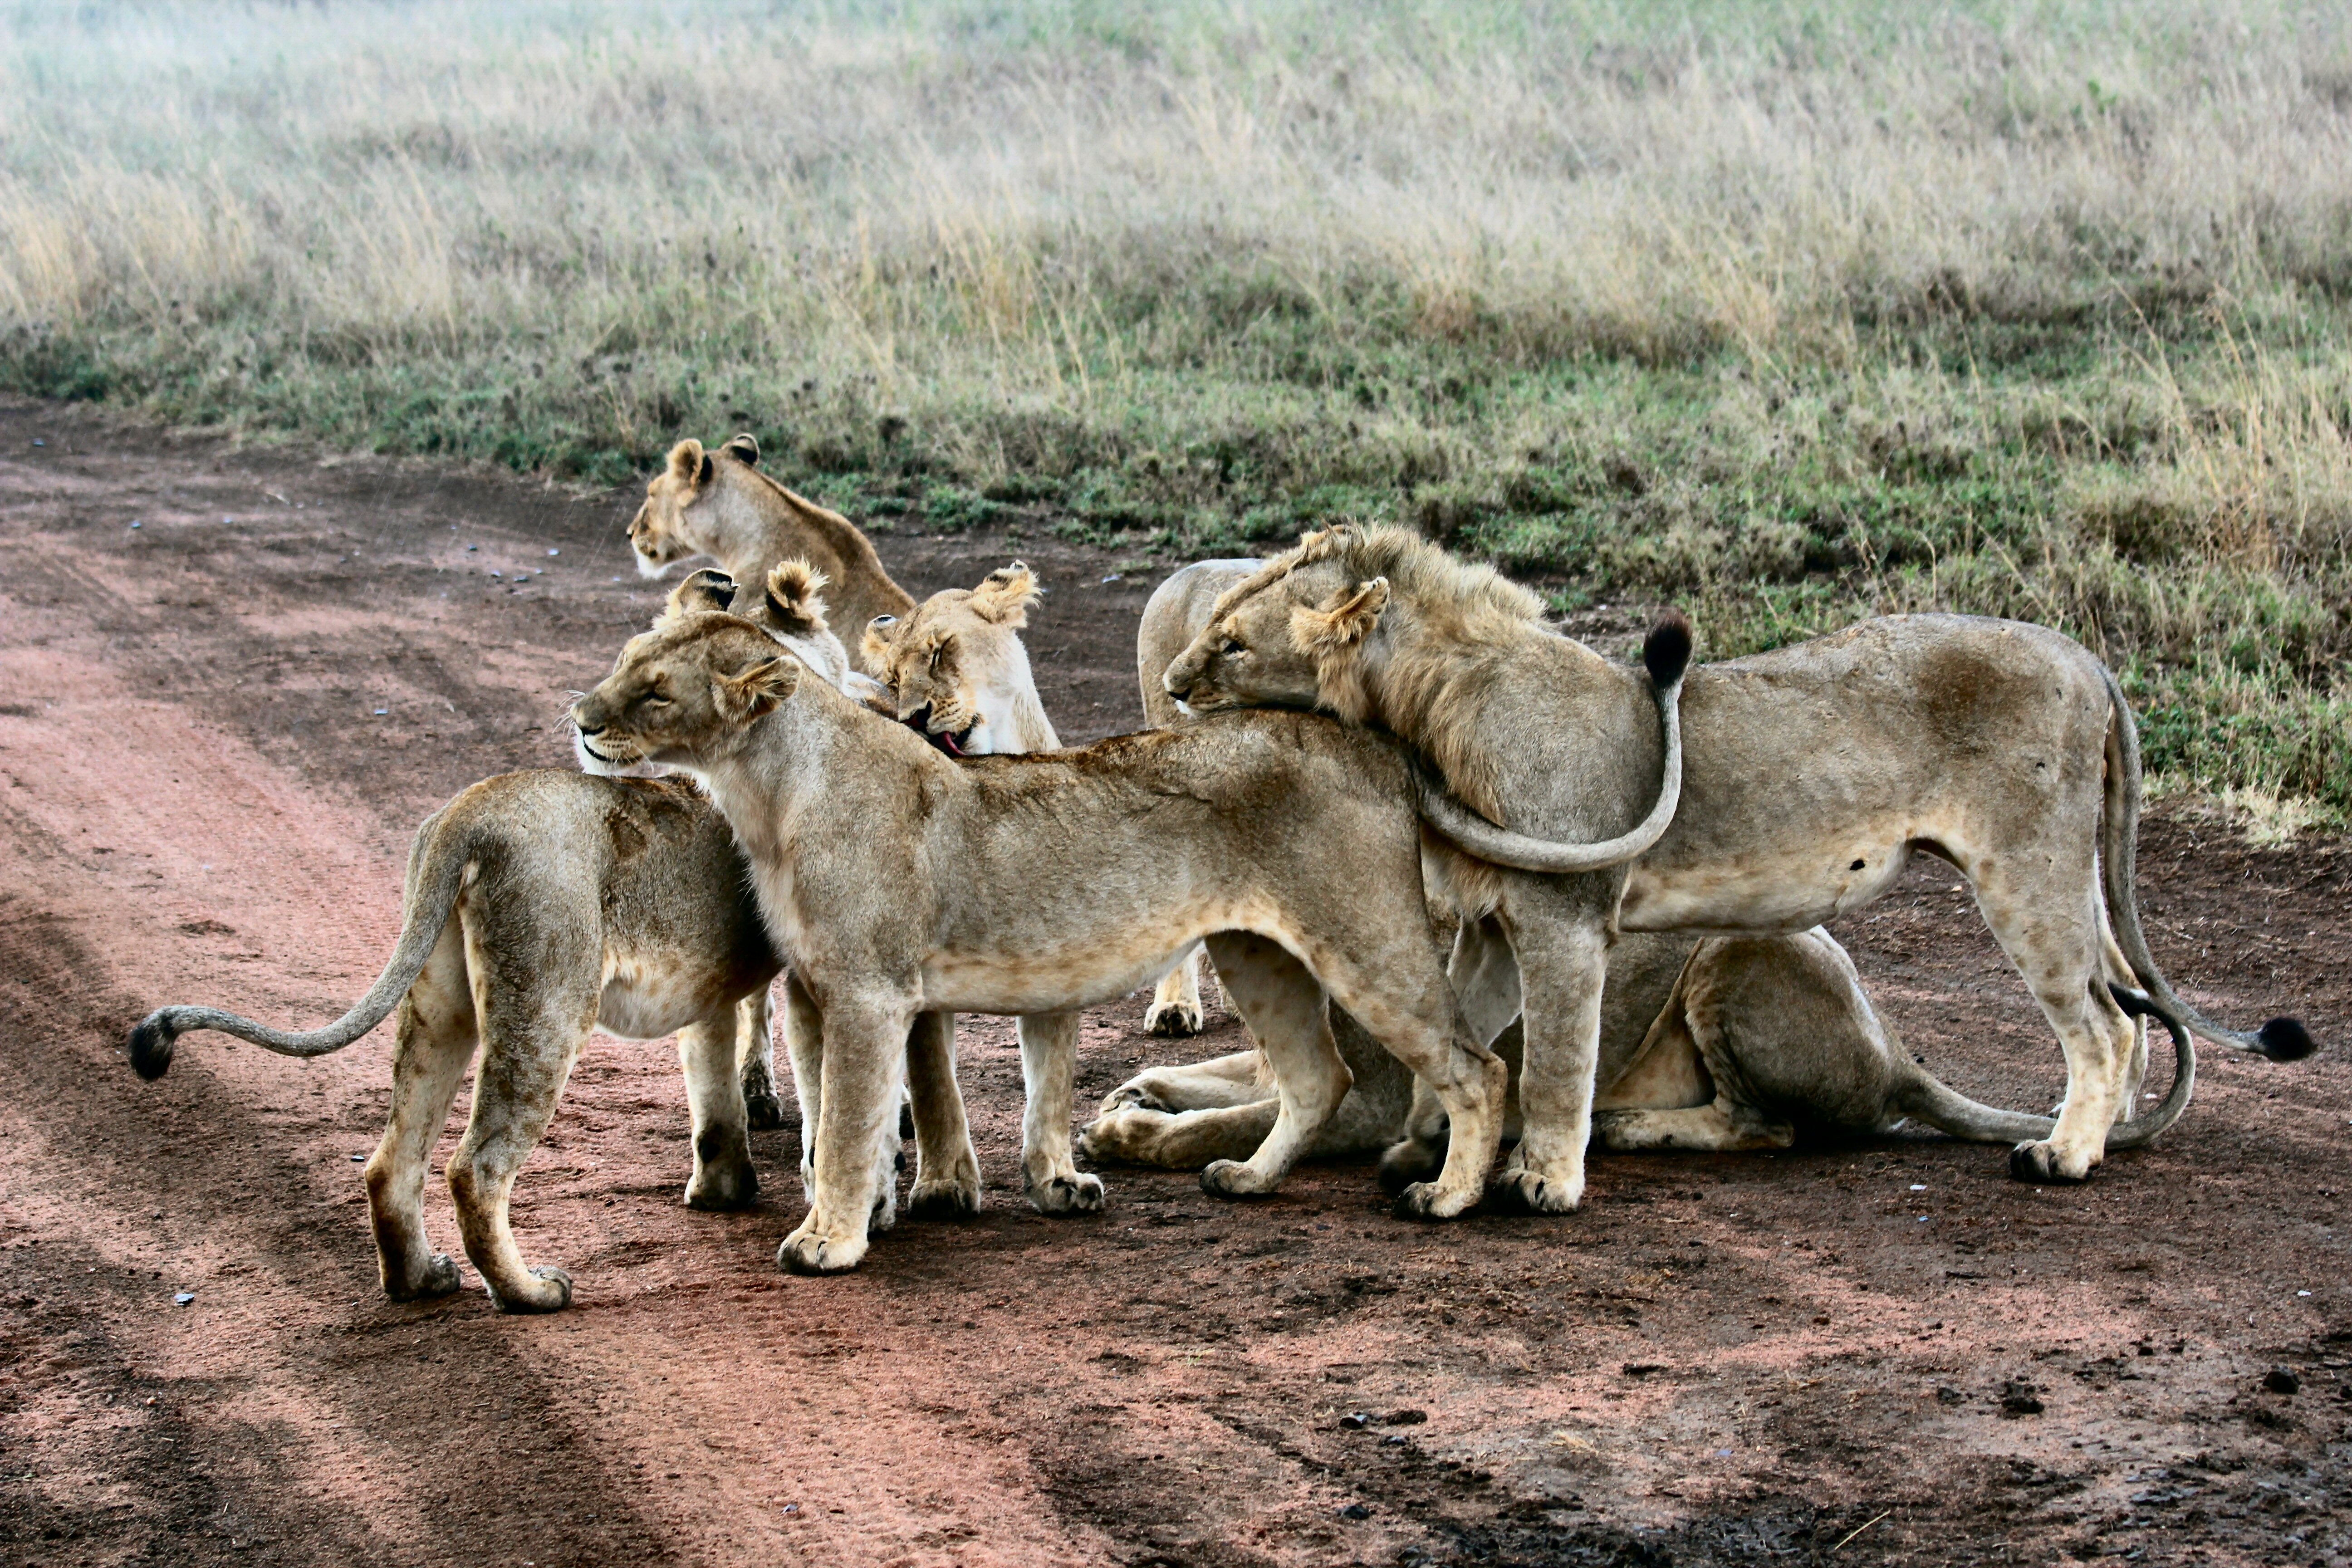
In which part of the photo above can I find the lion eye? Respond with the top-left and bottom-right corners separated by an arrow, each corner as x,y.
642,692 -> 672,707
1220,638 -> 1245,657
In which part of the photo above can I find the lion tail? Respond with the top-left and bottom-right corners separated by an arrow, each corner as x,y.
127,804 -> 475,1080
1891,985 -> 2192,1147
2095,666 -> 2313,1062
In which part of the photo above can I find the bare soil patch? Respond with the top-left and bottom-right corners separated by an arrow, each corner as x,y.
0,397 -> 2345,1568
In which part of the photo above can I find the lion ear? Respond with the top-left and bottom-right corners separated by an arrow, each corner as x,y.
1298,522 -> 1357,561
666,438 -> 712,490
712,655 -> 800,725
1290,576 -> 1391,657
720,432 -> 760,466
861,614 -> 902,672
969,560 -> 1040,627
763,559 -> 831,638
659,568 -> 736,626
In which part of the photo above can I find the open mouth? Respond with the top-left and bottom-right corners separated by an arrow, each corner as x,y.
909,719 -> 974,757
578,739 -> 621,764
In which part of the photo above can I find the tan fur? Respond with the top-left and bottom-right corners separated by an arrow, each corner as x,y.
1083,928 -> 2068,1170
570,612 -> 1509,1273
126,596 -> 980,1313
1164,527 -> 2214,1205
628,434 -> 915,673
863,562 -> 1060,755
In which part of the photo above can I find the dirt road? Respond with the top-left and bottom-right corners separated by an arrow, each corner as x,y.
0,396 -> 2345,1568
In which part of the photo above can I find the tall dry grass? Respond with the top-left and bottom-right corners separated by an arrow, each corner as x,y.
2,0 -> 2349,812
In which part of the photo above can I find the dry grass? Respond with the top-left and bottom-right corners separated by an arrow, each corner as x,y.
2,0 -> 2349,809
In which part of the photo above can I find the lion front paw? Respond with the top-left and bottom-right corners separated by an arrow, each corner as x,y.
384,1251 -> 463,1302
2009,1139 -> 2095,1184
1392,1180 -> 1477,1221
1200,1158 -> 1279,1199
1143,998 -> 1205,1037
1026,1171 -> 1107,1215
486,1264 -> 573,1314
1376,1136 -> 1446,1196
1490,1167 -> 1583,1215
1077,1107 -> 1165,1164
908,1175 -> 984,1220
777,1228 -> 867,1276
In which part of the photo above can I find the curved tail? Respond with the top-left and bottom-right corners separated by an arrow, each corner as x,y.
2096,666 -> 2314,1062
1893,983 -> 2193,1147
1413,613 -> 1688,876
127,808 -> 474,1079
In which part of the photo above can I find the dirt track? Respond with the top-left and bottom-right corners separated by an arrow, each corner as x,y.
0,395 -> 2346,1568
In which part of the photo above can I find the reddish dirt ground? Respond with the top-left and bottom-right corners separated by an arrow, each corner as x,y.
0,395 -> 2346,1568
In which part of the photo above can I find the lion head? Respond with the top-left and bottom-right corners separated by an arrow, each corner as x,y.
861,562 -> 1053,756
1162,524 -> 1545,723
571,611 -> 804,778
628,433 -> 763,578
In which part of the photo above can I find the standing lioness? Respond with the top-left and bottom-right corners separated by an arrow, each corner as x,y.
570,611 -> 1510,1273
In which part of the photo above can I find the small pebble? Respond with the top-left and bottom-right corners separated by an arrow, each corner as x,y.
1338,1412 -> 1368,1430
172,1292 -> 195,1306
373,708 -> 388,716
349,1153 -> 365,1162
547,548 -> 559,557
129,520 -> 142,529
1337,1503 -> 1371,1521
2263,1366 -> 2300,1396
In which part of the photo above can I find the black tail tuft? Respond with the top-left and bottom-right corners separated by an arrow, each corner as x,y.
2254,1016 -> 2316,1062
127,1012 -> 179,1081
1642,610 -> 1693,688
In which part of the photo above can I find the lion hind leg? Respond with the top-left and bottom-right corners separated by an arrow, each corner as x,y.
680,1015 -> 758,1211
444,926 -> 599,1314
1592,1100 -> 1793,1153
364,916 -> 474,1303
1142,943 -> 1208,1036
1081,1099 -> 1284,1170
1095,1050 -> 1265,1117
906,1009 -> 983,1219
738,985 -> 786,1131
1019,1008 -> 1104,1214
1196,933 -> 1353,1200
1976,882 -> 2136,1182
782,971 -> 823,1201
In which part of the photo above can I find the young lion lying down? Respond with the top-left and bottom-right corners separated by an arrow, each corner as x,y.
1084,926 -> 2189,1172
568,610 -> 1513,1274
123,565 -> 989,1313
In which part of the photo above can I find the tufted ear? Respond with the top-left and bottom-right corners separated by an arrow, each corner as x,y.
720,432 -> 760,466
764,559 -> 831,638
659,567 -> 736,626
712,655 -> 800,726
861,613 -> 903,673
666,438 -> 713,489
969,560 -> 1041,627
1290,576 -> 1390,657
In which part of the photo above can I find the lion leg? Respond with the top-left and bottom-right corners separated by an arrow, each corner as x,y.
1493,894 -> 1612,1214
1380,918 -> 1518,1191
680,1014 -> 759,1211
782,970 -> 823,1201
1019,1008 -> 1106,1214
1193,933 -> 1351,1199
738,983 -> 787,1132
905,1009 -> 983,1219
1303,944 -> 1504,1222
778,991 -> 911,1275
444,921 -> 598,1314
1978,881 -> 2135,1182
363,916 -> 474,1302
1080,1097 -> 1284,1169
1095,1049 -> 1266,1117
1592,1102 -> 1794,1152
1142,942 -> 1209,1036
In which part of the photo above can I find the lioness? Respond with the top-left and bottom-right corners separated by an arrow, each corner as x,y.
124,567 -> 984,1313
1166,525 -> 2310,1207
628,433 -> 915,671
568,611 -> 1511,1272
1084,926 -> 2190,1170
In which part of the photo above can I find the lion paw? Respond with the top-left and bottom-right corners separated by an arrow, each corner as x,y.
385,1251 -> 463,1301
1376,1137 -> 1445,1196
908,1175 -> 984,1220
1143,999 -> 1205,1037
486,1264 -> 573,1315
2008,1139 -> 2095,1184
685,1156 -> 760,1212
1491,1168 -> 1583,1215
1077,1108 -> 1163,1164
777,1230 -> 867,1276
1392,1181 -> 1476,1221
744,1090 -> 787,1132
1026,1171 -> 1107,1215
1200,1159 -> 1279,1199
1099,1082 -> 1174,1115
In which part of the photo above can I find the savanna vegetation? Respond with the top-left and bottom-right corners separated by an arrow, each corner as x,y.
3,0 -> 2348,820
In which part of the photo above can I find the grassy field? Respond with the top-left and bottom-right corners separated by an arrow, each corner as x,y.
4,0 -> 2349,820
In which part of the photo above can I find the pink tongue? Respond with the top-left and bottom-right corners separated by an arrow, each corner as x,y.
939,731 -> 964,757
